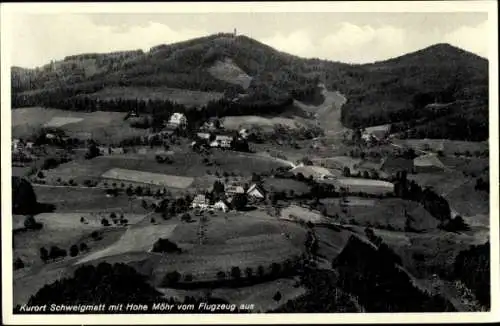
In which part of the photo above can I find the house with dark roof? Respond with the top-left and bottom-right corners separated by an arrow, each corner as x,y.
247,183 -> 267,200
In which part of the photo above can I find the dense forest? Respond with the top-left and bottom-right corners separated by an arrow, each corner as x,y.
331,236 -> 455,312
453,242 -> 490,308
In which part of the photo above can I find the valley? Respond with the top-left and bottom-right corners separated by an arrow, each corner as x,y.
10,32 -> 490,314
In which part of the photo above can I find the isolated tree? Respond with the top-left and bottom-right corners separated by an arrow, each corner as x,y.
40,247 -> 49,263
91,231 -> 101,241
37,171 -> 45,179
24,215 -> 42,230
101,218 -> 110,226
79,242 -> 89,252
69,244 -> 79,257
342,167 -> 351,177
163,271 -> 181,286
245,267 -> 253,279
216,271 -> 226,282
273,291 -> 282,303
230,266 -> 242,280
184,273 -> 194,282
80,216 -> 85,223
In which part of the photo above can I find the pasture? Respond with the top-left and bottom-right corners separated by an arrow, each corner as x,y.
208,58 -> 253,90
280,205 -> 323,223
101,168 -> 194,188
88,86 -> 224,107
330,177 -> 394,195
33,185 -> 149,214
13,212 -> 133,268
321,197 -> 439,232
312,156 -> 362,171
222,115 -> 308,131
77,211 -> 308,284
12,107 -> 148,144
44,117 -> 84,128
392,139 -> 488,156
263,178 -> 310,196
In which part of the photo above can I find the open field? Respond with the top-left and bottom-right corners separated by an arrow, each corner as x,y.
321,197 -> 439,232
87,86 -> 223,107
293,84 -> 347,135
314,225 -> 354,266
208,58 -> 253,89
44,117 -> 84,127
280,205 -> 324,223
222,115 -> 308,131
323,177 -> 394,195
101,168 -> 194,188
12,107 -> 148,144
263,178 -> 310,196
34,185 -> 149,214
77,224 -> 177,264
13,213 -> 132,268
312,156 -> 362,171
392,138 -> 488,155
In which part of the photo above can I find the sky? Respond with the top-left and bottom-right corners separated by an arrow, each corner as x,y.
10,11 -> 490,68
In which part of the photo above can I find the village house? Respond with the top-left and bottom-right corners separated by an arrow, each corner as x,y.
167,112 -> 188,129
210,135 -> 233,149
225,183 -> 245,201
247,183 -> 266,201
362,124 -> 391,143
12,139 -> 21,152
191,194 -> 210,210
213,200 -> 229,212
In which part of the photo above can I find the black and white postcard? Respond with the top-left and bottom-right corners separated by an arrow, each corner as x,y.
1,1 -> 498,324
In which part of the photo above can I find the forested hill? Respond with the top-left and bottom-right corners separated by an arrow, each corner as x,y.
11,34 -> 489,141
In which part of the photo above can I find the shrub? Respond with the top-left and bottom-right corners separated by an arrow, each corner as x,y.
163,271 -> 181,286
79,243 -> 89,252
14,257 -> 25,270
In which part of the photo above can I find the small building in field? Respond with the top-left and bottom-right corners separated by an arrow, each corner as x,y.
167,112 -> 187,129
215,135 -> 233,148
413,153 -> 445,173
225,184 -> 245,200
191,194 -> 209,210
213,200 -> 229,212
247,183 -> 266,200
363,124 -> 391,142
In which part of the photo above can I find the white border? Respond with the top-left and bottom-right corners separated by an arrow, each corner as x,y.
1,1 -> 499,325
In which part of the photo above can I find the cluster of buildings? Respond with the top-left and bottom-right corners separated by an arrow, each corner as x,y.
190,181 -> 267,212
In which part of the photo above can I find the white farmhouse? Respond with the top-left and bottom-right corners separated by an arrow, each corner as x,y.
191,194 -> 209,210
168,112 -> 187,129
213,200 -> 229,212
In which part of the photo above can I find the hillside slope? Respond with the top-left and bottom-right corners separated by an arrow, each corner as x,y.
11,35 -> 489,141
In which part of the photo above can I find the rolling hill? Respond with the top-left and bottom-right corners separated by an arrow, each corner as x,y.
11,34 -> 489,141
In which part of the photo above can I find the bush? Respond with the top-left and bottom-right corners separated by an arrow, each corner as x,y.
69,245 -> 79,257
14,257 -> 25,270
151,238 -> 181,253
79,243 -> 89,252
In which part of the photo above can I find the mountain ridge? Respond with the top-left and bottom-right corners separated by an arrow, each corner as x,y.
11,33 -> 489,141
